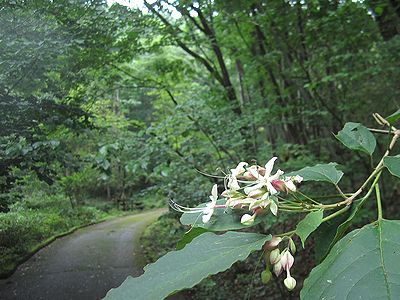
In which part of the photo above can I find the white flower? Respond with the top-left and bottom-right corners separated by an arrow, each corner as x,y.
228,161 -> 248,190
293,175 -> 303,183
245,157 -> 284,196
226,197 -> 253,209
283,175 -> 303,192
231,161 -> 248,178
169,184 -> 222,223
202,184 -> 218,223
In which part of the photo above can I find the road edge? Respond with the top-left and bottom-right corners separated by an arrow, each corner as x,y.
0,209 -> 165,279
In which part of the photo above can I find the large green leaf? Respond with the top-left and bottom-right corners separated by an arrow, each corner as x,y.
180,200 -> 270,231
105,232 -> 271,300
287,163 -> 343,185
335,122 -> 376,155
384,155 -> 400,178
295,210 -> 324,248
301,219 -> 400,299
386,109 -> 400,124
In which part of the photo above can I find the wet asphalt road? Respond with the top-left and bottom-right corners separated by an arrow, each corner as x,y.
0,209 -> 168,300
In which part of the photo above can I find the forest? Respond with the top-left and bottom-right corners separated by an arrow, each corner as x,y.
1,0 -> 400,299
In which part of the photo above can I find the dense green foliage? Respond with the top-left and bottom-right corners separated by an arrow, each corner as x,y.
1,0 -> 400,299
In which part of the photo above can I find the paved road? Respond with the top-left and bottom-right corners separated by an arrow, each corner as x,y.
0,209 -> 171,300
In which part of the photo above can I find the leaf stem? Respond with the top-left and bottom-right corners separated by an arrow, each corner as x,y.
375,183 -> 383,220
367,128 -> 395,134
321,206 -> 350,222
334,184 -> 347,199
296,191 -> 322,205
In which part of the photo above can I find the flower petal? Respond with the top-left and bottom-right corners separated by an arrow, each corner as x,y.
228,177 -> 240,190
211,184 -> 218,202
249,166 -> 260,179
202,212 -> 212,223
284,180 -> 297,192
264,157 -> 277,178
267,181 -> 278,195
231,162 -> 248,177
294,175 -> 303,183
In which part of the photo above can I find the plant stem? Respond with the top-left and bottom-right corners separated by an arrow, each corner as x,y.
321,206 -> 350,222
334,184 -> 347,199
375,183 -> 383,220
321,130 -> 399,209
319,170 -> 382,209
367,128 -> 394,134
296,191 -> 322,205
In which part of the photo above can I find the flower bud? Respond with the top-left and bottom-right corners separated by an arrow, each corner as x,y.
273,260 -> 283,277
271,179 -> 287,192
293,175 -> 303,183
264,236 -> 282,251
269,249 -> 281,264
289,239 -> 296,254
284,180 -> 297,192
284,275 -> 297,291
280,251 -> 295,271
248,189 -> 265,199
240,213 -> 255,226
261,269 -> 272,284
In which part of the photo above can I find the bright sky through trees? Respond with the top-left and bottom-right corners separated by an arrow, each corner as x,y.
107,0 -> 142,8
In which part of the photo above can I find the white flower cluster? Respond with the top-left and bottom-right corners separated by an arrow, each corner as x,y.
171,157 -> 302,226
222,157 -> 303,225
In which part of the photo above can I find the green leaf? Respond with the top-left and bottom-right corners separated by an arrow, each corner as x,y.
105,231 -> 271,300
301,219 -> 400,300
176,227 -> 208,250
288,163 -> 344,185
383,155 -> 400,178
296,210 -> 324,247
386,109 -> 400,124
180,200 -> 269,231
335,122 -> 376,155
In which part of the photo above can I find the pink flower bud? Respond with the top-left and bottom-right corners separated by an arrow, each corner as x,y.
271,179 -> 287,192
264,236 -> 282,251
280,251 -> 294,271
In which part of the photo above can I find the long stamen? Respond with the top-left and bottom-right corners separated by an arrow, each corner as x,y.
168,199 -> 205,213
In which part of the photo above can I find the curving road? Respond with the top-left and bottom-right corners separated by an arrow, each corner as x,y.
0,209 -> 177,300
